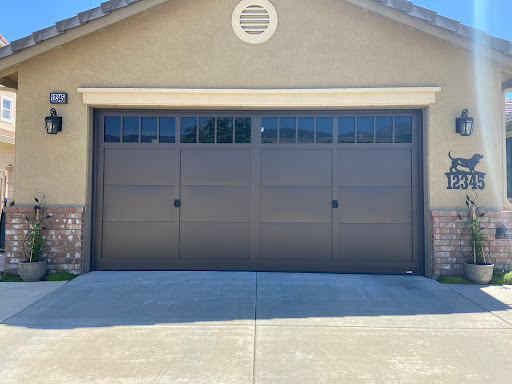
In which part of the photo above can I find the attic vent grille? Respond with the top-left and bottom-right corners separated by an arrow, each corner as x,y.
240,6 -> 270,35
232,0 -> 278,44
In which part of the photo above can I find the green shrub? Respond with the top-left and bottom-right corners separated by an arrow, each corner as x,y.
0,273 -> 23,282
44,272 -> 78,281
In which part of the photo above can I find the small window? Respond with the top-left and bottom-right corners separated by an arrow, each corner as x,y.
159,117 -> 176,143
395,116 -> 412,143
199,117 -> 215,143
357,117 -> 374,143
261,117 -> 278,143
141,117 -> 158,143
181,117 -> 197,143
298,117 -> 314,143
217,118 -> 234,143
123,117 -> 139,143
338,117 -> 355,143
235,117 -> 251,143
316,117 -> 333,143
279,117 -> 296,144
376,117 -> 392,143
104,116 -> 121,142
1,96 -> 13,123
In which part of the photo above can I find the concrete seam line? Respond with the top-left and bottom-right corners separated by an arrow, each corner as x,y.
442,284 -> 512,328
1,281 -> 69,324
252,272 -> 258,384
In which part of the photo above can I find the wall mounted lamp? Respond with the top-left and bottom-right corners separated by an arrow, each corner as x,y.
45,108 -> 62,134
456,109 -> 474,136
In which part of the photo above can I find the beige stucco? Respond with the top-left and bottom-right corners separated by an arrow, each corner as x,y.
11,0 -> 506,214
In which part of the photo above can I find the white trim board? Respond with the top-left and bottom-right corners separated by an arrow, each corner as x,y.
77,87 -> 442,109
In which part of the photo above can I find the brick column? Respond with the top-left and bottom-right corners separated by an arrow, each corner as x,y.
4,207 -> 85,275
432,210 -> 512,278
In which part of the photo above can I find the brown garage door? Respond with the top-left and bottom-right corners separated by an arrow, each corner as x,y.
94,111 -> 422,274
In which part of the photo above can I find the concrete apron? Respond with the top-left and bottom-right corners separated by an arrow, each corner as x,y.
0,272 -> 511,384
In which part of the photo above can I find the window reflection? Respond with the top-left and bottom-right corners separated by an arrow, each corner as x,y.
280,117 -> 296,144
262,117 -> 278,144
159,117 -> 175,143
123,117 -> 139,143
181,117 -> 197,143
376,117 -> 392,143
316,117 -> 333,143
357,117 -> 374,143
104,116 -> 121,143
199,117 -> 215,144
298,117 -> 314,143
141,117 -> 158,143
395,116 -> 412,143
217,118 -> 233,143
235,118 -> 251,143
338,117 -> 355,143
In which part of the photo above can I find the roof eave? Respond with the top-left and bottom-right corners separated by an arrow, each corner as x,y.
0,0 -> 168,76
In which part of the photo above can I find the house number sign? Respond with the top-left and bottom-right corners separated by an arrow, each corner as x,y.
50,93 -> 67,104
445,152 -> 486,190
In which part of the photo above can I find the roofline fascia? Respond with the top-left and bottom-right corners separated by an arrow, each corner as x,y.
0,0 -> 168,74
346,0 -> 512,72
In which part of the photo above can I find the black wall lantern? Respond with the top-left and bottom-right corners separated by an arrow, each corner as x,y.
45,108 -> 62,134
456,109 -> 474,136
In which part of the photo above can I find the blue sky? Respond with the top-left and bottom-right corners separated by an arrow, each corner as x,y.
0,1 -> 511,96
0,0 -> 511,42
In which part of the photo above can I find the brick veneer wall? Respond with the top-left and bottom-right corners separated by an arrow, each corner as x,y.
432,210 -> 512,277
4,206 -> 85,275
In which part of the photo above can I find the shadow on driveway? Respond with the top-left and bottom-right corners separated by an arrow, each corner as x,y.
2,271 -> 512,329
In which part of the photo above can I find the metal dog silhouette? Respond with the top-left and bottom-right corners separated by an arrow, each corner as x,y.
448,152 -> 483,174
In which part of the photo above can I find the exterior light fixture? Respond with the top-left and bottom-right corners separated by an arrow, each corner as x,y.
45,108 -> 62,134
456,109 -> 474,136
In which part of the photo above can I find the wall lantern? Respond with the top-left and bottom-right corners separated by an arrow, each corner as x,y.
456,109 -> 474,136
45,108 -> 62,134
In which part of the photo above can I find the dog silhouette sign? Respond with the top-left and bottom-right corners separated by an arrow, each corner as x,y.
445,152 -> 486,190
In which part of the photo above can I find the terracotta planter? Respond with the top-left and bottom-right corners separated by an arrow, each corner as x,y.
464,262 -> 494,285
18,260 -> 47,282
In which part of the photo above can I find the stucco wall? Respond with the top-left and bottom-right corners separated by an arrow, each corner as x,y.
14,0 -> 505,210
0,141 -> 14,175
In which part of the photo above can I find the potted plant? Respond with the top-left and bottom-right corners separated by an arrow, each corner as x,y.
18,193 -> 52,282
459,192 -> 494,284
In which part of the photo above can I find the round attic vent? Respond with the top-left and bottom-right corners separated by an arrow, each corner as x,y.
232,0 -> 278,44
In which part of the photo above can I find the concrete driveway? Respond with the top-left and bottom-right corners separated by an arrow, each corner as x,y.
1,272 -> 512,383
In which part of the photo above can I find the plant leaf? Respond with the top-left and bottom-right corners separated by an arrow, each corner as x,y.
466,201 -> 469,207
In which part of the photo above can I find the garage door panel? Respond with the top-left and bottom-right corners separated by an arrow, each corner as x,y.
338,224 -> 412,262
261,186 -> 332,223
338,149 -> 411,187
261,223 -> 332,261
180,222 -> 251,260
181,149 -> 251,186
262,150 -> 332,186
102,222 -> 178,259
180,186 -> 251,222
103,186 -> 176,222
104,148 -> 175,186
337,187 -> 411,224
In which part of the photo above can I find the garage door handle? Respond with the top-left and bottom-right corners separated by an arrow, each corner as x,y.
332,200 -> 339,209
174,199 -> 181,208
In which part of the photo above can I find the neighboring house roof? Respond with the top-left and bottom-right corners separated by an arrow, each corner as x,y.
0,33 -> 7,47
0,0 -> 511,63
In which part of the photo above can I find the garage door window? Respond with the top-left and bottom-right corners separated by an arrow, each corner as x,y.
262,116 -> 333,144
395,116 -> 413,143
180,117 -> 252,144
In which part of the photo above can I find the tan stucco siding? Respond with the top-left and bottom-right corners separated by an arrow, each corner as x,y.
14,0 -> 505,209
0,141 -> 14,173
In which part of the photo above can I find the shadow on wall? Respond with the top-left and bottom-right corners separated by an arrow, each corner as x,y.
2,271 -> 511,330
